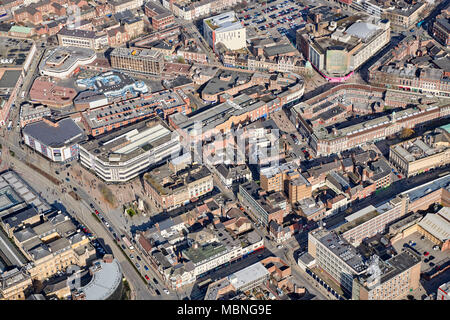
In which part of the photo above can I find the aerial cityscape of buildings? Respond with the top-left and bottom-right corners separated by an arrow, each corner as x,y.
0,0 -> 448,305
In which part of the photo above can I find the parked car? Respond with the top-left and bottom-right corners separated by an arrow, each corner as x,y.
429,262 -> 435,267
144,265 -> 149,271
164,289 -> 170,295
153,278 -> 158,284
95,209 -> 99,215
155,289 -> 161,295
424,251 -> 429,256
130,254 -> 134,259
429,255 -> 435,261
136,256 -> 142,261
145,275 -> 150,281
433,245 -> 440,251
135,263 -> 140,269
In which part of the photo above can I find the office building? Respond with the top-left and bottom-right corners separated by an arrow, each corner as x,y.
389,128 -> 450,177
336,195 -> 409,246
79,118 -> 181,182
203,11 -> 246,52
308,229 -> 368,294
352,250 -> 421,300
110,47 -> 164,75
144,163 -> 214,210
297,16 -> 390,79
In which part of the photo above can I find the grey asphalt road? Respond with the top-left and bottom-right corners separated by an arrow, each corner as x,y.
2,154 -> 155,300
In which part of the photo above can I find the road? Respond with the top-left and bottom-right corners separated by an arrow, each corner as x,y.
0,146 -> 157,299
323,165 -> 450,229
147,0 -> 220,66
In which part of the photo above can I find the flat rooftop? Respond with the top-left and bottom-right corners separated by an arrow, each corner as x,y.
80,118 -> 177,163
39,46 -> 96,75
401,174 -> 450,202
23,118 -> 85,148
183,242 -> 227,265
204,11 -> 243,33
202,70 -> 253,97
0,37 -> 34,68
82,89 -> 184,129
228,262 -> 269,290
170,94 -> 261,133
318,231 -> 367,274
80,259 -> 123,300
111,47 -> 163,61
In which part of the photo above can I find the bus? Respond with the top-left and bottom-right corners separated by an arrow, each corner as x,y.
122,236 -> 134,250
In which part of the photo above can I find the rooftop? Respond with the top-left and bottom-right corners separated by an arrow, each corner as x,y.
228,262 -> 269,290
79,258 -> 123,300
317,230 -> 367,274
80,118 -> 178,164
183,242 -> 227,265
22,118 -> 85,148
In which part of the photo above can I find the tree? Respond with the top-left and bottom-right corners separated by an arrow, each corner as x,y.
400,128 -> 415,139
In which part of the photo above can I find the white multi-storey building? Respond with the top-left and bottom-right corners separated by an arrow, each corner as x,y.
203,11 -> 246,52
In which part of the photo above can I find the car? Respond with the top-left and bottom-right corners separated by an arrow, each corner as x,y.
121,244 -> 126,250
136,256 -> 142,261
424,258 -> 429,263
144,265 -> 149,271
397,174 -> 402,179
95,210 -> 99,215
104,222 -> 110,227
153,278 -> 158,284
130,254 -> 134,259
90,203 -> 95,209
424,251 -> 429,256
65,178 -> 70,182
164,289 -> 170,295
55,170 -> 59,175
155,289 -> 161,295
135,263 -> 140,269
421,235 -> 425,240
411,242 -> 416,247
277,245 -> 283,249
429,255 -> 435,261
429,262 -> 435,267
145,275 -> 150,281
433,245 -> 440,251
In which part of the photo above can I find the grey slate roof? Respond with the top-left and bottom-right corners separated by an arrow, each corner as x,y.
23,118 -> 85,148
